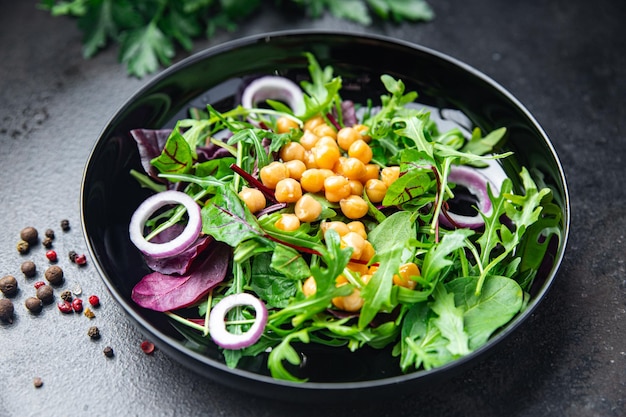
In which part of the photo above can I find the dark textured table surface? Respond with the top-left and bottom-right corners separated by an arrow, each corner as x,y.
1,1 -> 624,416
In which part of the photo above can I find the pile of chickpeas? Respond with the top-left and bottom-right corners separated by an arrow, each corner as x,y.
237,115 -> 420,312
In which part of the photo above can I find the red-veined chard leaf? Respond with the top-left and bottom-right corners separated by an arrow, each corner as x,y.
151,129 -> 194,175
201,185 -> 265,247
130,128 -> 172,180
144,224 -> 213,275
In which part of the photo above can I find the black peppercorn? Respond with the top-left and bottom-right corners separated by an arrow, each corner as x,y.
21,261 -> 37,278
59,290 -> 72,302
36,285 -> 54,304
60,219 -> 70,231
25,297 -> 43,314
0,298 -> 14,323
44,265 -> 63,285
44,229 -> 55,239
0,275 -> 18,297
42,236 -> 53,248
87,326 -> 100,339
103,346 -> 114,357
20,226 -> 39,245
16,240 -> 29,254
68,250 -> 77,263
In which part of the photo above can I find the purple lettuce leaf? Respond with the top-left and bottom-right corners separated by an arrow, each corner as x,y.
131,241 -> 231,312
143,224 -> 213,275
130,128 -> 172,181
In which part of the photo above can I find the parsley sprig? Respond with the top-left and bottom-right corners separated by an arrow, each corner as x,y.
38,0 -> 434,77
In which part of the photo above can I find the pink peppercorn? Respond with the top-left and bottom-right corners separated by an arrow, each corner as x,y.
88,295 -> 100,307
57,300 -> 72,314
45,250 -> 58,262
71,298 -> 83,313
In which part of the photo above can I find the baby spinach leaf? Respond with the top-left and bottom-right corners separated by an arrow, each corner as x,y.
270,245 -> 311,281
367,211 -> 416,255
250,253 -> 297,308
446,275 -> 523,349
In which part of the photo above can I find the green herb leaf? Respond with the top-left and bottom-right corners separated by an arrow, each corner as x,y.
118,21 -> 175,78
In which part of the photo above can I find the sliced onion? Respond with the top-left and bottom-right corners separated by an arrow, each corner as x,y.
129,190 -> 202,259
241,76 -> 305,125
440,165 -> 500,229
209,293 -> 267,350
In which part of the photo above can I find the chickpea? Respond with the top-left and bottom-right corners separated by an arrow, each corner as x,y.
238,187 -> 266,213
279,141 -> 306,162
336,126 -> 360,151
339,195 -> 369,220
332,274 -> 371,312
299,130 -> 320,150
303,150 -> 318,169
275,213 -> 300,231
347,261 -> 368,275
346,221 -> 367,239
348,179 -> 364,196
393,262 -> 420,290
381,166 -> 400,188
294,194 -> 323,222
259,161 -> 289,189
313,144 -> 341,170
302,276 -> 317,297
360,240 -> 376,262
313,123 -> 337,140
339,157 -> 366,181
321,221 -> 350,237
285,159 -> 306,181
276,116 -> 300,134
324,175 -> 351,202
353,124 -> 371,142
361,164 -> 380,182
274,178 -> 303,203
300,169 -> 325,193
340,231 -> 366,260
315,135 -> 339,149
365,179 -> 387,203
304,115 -> 325,131
348,139 -> 373,164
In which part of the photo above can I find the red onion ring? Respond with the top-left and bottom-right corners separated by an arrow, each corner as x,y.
209,293 -> 268,349
129,190 -> 202,259
241,76 -> 305,124
440,165 -> 500,229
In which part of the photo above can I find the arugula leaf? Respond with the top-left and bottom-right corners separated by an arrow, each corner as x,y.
429,283 -> 469,356
299,53 -> 343,120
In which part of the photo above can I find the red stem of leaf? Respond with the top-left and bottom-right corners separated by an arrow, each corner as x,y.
229,163 -> 278,204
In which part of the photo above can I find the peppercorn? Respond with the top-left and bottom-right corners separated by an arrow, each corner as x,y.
71,298 -> 83,313
0,275 -> 18,297
59,290 -> 72,302
44,229 -> 55,239
0,298 -> 15,323
25,297 -> 43,314
45,250 -> 58,262
103,346 -> 114,358
60,219 -> 70,231
88,295 -> 100,307
140,340 -> 155,355
33,377 -> 43,388
57,300 -> 72,314
36,285 -> 54,304
87,326 -> 100,339
21,261 -> 37,278
20,226 -> 39,245
74,254 -> 87,266
68,250 -> 77,263
42,236 -> 53,248
44,265 -> 63,285
16,240 -> 29,254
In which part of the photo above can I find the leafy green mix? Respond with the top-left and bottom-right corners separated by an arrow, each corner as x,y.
38,0 -> 434,77
132,54 -> 562,381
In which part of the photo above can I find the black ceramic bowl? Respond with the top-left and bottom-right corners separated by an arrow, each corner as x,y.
81,31 -> 570,402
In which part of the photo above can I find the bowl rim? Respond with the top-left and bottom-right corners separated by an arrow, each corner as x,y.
80,28 -> 571,392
